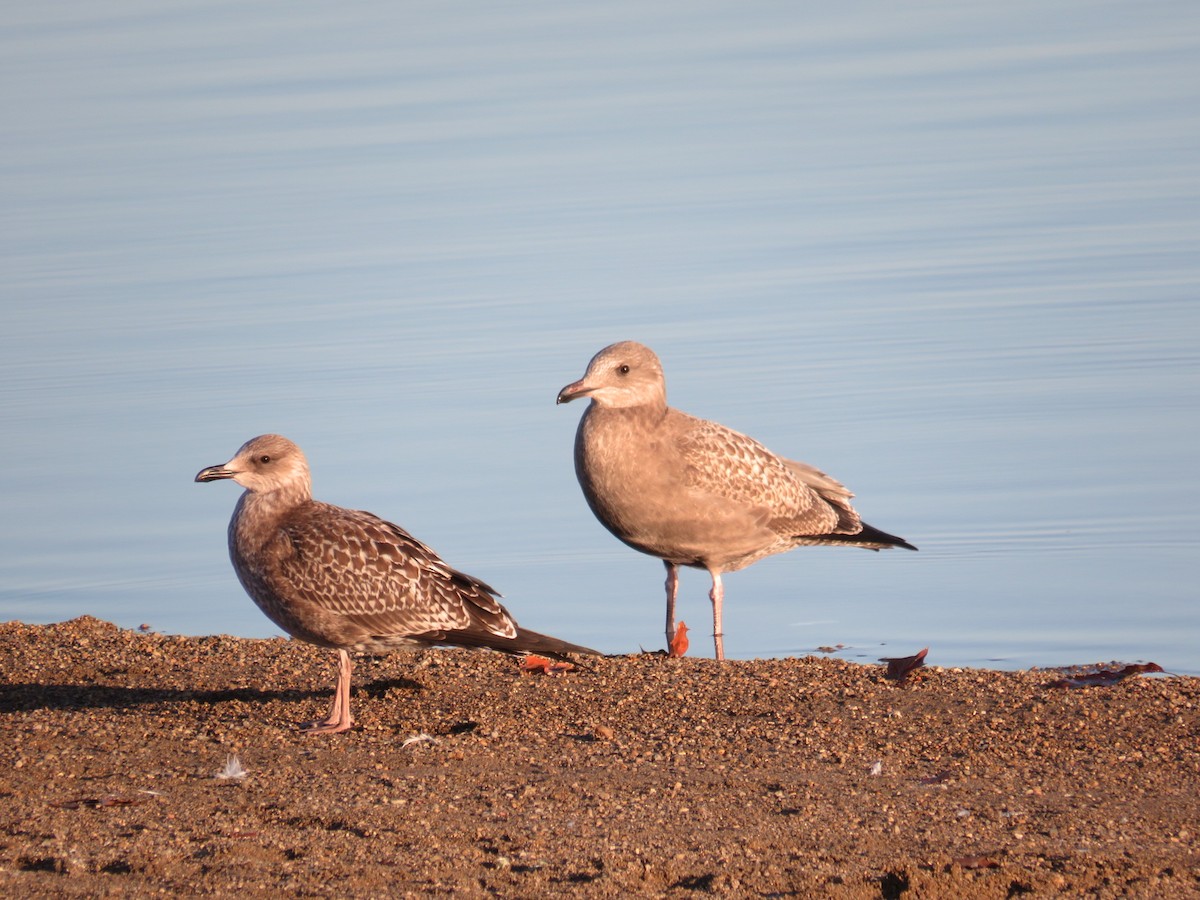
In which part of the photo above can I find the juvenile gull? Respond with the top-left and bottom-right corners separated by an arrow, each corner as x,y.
557,341 -> 916,661
196,434 -> 597,734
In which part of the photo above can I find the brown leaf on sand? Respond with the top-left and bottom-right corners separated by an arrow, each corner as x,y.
519,655 -> 576,676
881,647 -> 928,681
668,622 -> 689,658
1047,662 -> 1164,689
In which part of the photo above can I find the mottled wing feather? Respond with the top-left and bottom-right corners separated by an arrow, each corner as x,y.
780,459 -> 862,534
272,502 -> 517,640
678,418 -> 860,537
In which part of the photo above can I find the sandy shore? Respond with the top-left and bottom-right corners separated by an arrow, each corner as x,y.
1,616 -> 1197,897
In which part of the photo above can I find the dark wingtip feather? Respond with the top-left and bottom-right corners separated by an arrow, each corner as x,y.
804,521 -> 918,551
858,522 -> 918,551
411,626 -> 601,661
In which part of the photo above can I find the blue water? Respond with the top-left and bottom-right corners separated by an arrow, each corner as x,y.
2,2 -> 1198,673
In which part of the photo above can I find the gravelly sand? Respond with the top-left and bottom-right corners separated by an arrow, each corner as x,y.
1,617 -> 1197,897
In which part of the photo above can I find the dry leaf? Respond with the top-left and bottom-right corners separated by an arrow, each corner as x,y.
1047,662 -> 1163,689
881,647 -> 928,681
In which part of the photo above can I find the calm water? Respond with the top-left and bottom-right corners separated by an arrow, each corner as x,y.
2,2 -> 1198,673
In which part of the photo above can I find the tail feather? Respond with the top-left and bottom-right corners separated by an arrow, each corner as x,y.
413,626 -> 601,661
805,521 -> 918,552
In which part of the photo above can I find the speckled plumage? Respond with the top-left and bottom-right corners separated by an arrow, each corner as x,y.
196,434 -> 596,733
557,341 -> 916,660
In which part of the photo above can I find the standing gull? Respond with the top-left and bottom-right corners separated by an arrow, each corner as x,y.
196,434 -> 597,734
557,341 -> 916,661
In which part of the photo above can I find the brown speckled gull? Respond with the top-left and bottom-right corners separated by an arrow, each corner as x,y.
196,434 -> 597,734
557,341 -> 916,661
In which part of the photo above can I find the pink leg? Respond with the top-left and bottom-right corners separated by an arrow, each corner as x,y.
302,649 -> 355,735
708,570 -> 725,661
663,562 -> 679,650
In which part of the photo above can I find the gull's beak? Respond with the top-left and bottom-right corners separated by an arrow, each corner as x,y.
195,464 -> 236,483
556,380 -> 593,405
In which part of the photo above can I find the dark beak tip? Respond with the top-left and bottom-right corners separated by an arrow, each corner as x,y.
557,381 -> 590,405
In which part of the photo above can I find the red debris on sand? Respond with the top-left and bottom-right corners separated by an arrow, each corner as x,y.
519,655 -> 576,676
881,647 -> 928,681
668,622 -> 689,658
1047,662 -> 1164,689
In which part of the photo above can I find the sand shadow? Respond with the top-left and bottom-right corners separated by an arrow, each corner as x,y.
0,677 -> 425,714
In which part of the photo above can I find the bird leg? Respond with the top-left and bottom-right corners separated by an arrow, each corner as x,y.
708,570 -> 725,661
301,649 -> 355,735
663,561 -> 679,650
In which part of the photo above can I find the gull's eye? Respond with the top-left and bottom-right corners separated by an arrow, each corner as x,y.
618,364 -> 630,375
259,455 -> 271,464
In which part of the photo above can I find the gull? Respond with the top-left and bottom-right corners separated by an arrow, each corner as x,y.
196,434 -> 597,733
557,341 -> 916,660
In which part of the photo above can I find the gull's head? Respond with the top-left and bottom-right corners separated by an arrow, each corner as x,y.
555,341 -> 666,410
195,433 -> 312,498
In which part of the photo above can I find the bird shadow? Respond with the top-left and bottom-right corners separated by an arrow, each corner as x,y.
0,677 -> 424,715
358,677 -> 425,699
